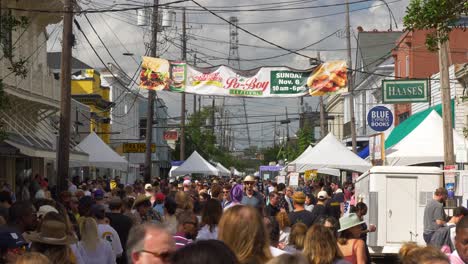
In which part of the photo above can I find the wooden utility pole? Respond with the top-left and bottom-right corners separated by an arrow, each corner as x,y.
56,0 -> 74,192
285,107 -> 290,141
318,52 -> 326,139
180,7 -> 186,161
345,0 -> 357,153
211,96 -> 215,133
439,40 -> 455,166
144,0 -> 159,183
320,96 -> 326,138
193,54 -> 197,114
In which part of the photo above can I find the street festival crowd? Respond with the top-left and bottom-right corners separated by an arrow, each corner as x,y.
0,173 -> 467,264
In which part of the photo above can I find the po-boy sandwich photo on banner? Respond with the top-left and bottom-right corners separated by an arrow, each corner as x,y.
140,57 -> 348,97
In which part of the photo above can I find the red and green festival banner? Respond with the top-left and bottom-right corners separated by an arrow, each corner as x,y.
140,56 -> 348,97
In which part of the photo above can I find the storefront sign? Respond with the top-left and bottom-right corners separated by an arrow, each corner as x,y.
444,165 -> 457,199
289,172 -> 299,186
304,170 -> 317,182
369,133 -> 385,165
382,79 -> 429,103
140,57 -> 348,97
123,143 -> 156,153
367,106 -> 393,132
163,130 -> 179,141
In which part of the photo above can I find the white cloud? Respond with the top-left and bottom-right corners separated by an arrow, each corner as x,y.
47,0 -> 411,148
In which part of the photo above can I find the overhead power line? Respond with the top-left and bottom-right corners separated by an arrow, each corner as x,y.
7,0 -> 374,13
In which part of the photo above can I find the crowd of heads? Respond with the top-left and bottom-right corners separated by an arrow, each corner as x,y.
0,174 -> 467,264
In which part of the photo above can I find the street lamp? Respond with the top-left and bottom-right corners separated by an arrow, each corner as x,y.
379,0 -> 399,31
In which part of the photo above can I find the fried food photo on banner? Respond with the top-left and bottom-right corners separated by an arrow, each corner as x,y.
307,61 -> 347,96
140,56 -> 170,90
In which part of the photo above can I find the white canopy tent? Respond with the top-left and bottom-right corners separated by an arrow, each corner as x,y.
289,133 -> 371,173
386,111 -> 468,166
233,168 -> 243,176
216,162 -> 231,177
170,151 -> 219,176
73,132 -> 128,171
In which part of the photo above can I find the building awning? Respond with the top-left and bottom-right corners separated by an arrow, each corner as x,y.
3,136 -> 89,164
385,100 -> 454,149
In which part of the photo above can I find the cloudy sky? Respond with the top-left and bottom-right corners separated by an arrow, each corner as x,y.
47,0 -> 410,149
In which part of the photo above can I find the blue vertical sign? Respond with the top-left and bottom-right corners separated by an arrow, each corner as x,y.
367,106 -> 393,132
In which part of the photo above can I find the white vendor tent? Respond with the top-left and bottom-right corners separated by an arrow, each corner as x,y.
216,162 -> 231,177
233,168 -> 242,176
289,133 -> 371,173
171,151 -> 219,176
386,110 -> 468,166
74,132 -> 128,171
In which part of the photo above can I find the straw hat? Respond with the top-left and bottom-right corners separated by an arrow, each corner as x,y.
133,194 -> 151,208
338,213 -> 365,233
24,219 -> 77,245
243,175 -> 256,182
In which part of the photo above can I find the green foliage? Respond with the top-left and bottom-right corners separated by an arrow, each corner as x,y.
297,126 -> 313,154
173,106 -> 246,170
0,12 -> 29,141
403,0 -> 467,51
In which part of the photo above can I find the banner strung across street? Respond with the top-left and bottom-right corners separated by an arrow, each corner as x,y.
139,56 -> 348,97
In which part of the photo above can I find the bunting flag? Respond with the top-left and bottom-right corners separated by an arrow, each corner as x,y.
139,57 -> 348,97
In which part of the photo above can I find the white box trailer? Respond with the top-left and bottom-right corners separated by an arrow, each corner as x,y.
355,166 -> 442,254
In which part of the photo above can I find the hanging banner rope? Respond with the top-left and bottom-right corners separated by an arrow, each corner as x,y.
139,56 -> 348,97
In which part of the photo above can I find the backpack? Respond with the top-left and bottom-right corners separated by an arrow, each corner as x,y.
429,225 -> 456,251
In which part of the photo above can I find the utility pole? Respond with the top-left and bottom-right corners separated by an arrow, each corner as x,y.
180,7 -> 186,161
56,0 -> 74,192
439,40 -> 455,167
198,96 -> 201,112
243,99 -> 251,146
317,51 -> 326,139
285,107 -> 290,141
144,0 -> 159,183
273,117 -> 277,147
211,97 -> 215,133
193,53 -> 197,114
345,0 -> 357,153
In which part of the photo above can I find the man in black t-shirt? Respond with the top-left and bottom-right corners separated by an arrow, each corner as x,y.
265,191 -> 281,217
106,198 -> 133,264
288,191 -> 314,228
325,182 -> 345,220
310,190 -> 328,224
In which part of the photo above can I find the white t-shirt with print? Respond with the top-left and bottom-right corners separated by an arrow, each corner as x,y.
97,224 -> 123,258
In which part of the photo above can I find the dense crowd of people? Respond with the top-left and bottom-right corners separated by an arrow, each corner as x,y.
0,174 -> 467,264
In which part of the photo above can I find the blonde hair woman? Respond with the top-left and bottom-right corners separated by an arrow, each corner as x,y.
219,205 -> 272,264
283,223 -> 307,253
303,225 -> 348,264
175,191 -> 194,217
15,252 -> 51,264
275,211 -> 291,246
76,217 -> 115,264
399,243 -> 449,264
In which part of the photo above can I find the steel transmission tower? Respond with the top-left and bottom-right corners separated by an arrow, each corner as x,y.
227,16 -> 251,148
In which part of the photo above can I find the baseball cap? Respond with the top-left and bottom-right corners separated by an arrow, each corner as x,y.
144,184 -> 153,190
155,192 -> 165,202
90,204 -> 106,220
93,189 -> 104,199
183,179 -> 191,186
0,229 -> 27,251
317,191 -> 328,200
37,205 -> 59,219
